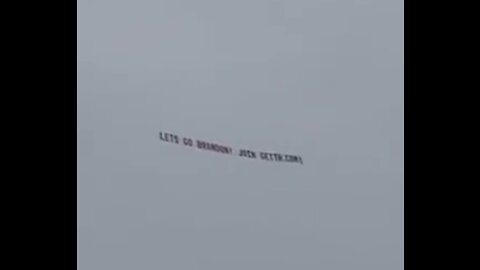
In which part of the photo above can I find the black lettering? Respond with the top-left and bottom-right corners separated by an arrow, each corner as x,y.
210,143 -> 215,151
183,137 -> 193,146
159,132 -> 179,144
172,134 -> 179,144
239,149 -> 257,159
159,132 -> 166,141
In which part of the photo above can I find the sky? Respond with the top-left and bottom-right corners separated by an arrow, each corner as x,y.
77,0 -> 404,269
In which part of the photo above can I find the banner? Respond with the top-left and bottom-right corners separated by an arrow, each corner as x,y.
159,131 -> 303,165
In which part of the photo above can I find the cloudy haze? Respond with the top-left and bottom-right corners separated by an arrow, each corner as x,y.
77,0 -> 403,269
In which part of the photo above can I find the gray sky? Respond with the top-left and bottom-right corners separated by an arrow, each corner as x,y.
77,0 -> 403,269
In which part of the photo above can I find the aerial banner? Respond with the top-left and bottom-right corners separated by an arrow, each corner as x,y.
159,131 -> 303,165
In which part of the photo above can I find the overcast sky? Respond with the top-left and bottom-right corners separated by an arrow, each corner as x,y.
77,0 -> 403,269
